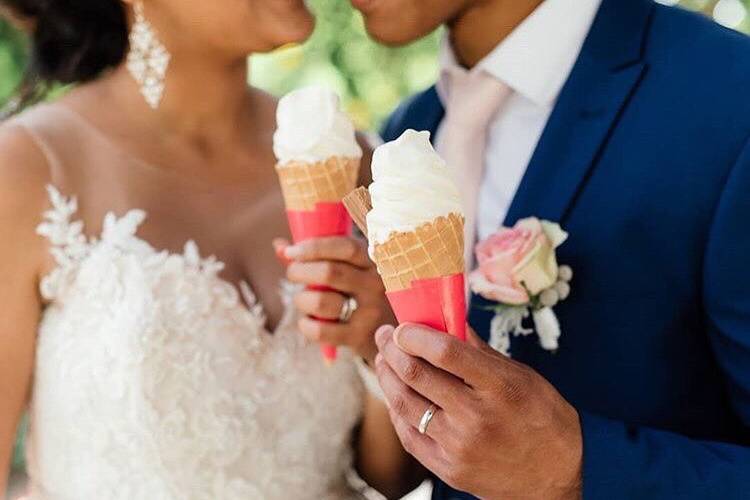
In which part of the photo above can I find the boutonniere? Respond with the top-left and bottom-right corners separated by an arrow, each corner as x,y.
468,217 -> 572,357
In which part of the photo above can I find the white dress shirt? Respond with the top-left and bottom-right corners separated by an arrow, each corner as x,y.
436,0 -> 603,241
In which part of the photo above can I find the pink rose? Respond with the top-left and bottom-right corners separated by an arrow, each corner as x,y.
469,218 -> 568,305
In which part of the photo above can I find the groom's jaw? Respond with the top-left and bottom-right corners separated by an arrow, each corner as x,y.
351,0 -> 471,46
353,0 -> 543,66
450,0 -> 542,67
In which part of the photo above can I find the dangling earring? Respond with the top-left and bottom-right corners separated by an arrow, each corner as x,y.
126,2 -> 171,109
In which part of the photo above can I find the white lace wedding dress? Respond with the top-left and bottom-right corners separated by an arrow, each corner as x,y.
11,106 -> 366,500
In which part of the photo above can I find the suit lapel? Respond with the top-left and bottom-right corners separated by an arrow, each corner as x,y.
383,86 -> 445,142
467,0 -> 655,346
504,0 -> 654,226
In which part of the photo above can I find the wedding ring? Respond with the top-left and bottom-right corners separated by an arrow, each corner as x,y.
418,404 -> 438,435
338,296 -> 358,323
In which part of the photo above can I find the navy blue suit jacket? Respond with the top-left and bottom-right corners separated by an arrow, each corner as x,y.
382,0 -> 750,498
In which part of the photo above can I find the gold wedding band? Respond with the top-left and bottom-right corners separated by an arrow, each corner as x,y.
418,404 -> 438,435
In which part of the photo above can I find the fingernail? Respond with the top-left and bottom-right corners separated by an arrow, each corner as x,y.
274,246 -> 291,266
393,325 -> 413,351
375,325 -> 394,348
284,245 -> 303,259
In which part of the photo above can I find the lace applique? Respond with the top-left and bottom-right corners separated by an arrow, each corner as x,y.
36,186 -> 89,300
99,209 -> 148,251
28,186 -> 365,500
35,185 -> 267,329
240,280 -> 267,327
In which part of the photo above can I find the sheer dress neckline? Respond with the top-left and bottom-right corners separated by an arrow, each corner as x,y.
51,104 -> 249,189
55,105 -> 171,174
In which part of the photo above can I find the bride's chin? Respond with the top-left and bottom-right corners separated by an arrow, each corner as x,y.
276,11 -> 316,45
290,16 -> 316,42
249,17 -> 314,54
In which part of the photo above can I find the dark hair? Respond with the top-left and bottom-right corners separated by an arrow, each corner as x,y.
2,0 -> 128,112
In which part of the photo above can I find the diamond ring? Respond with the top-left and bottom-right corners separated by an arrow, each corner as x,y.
338,296 -> 359,323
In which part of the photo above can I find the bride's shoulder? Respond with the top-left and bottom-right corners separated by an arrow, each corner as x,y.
0,109 -> 55,239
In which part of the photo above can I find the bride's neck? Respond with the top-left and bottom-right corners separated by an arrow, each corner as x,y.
102,55 -> 253,144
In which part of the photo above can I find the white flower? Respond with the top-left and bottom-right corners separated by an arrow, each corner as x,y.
532,307 -> 562,352
488,306 -> 533,357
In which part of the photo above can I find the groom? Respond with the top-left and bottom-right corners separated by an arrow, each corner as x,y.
352,0 -> 750,498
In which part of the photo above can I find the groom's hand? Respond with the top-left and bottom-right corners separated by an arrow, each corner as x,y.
374,324 -> 583,500
276,237 -> 395,363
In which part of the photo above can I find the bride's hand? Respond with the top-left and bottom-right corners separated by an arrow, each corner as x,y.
274,237 -> 395,364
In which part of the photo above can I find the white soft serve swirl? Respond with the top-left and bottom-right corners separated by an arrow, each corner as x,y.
273,85 -> 362,165
367,130 -> 463,255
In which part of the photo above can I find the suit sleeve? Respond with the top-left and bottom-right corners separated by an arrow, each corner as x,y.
581,137 -> 750,499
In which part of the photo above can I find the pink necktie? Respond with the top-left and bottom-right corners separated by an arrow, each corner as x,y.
436,70 -> 512,273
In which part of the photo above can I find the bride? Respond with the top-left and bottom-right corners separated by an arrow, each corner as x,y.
0,0 -> 420,498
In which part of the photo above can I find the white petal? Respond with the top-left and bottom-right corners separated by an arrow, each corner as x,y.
532,307 -> 561,351
541,220 -> 569,248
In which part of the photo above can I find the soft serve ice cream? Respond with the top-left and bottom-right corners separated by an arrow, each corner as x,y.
274,85 -> 362,166
367,129 -> 463,256
272,85 -> 361,212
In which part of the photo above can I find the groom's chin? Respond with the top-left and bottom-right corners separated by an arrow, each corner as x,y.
351,0 -> 450,47
362,21 -> 440,47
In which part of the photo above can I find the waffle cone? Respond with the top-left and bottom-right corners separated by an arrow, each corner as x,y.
276,157 -> 360,211
373,213 -> 465,292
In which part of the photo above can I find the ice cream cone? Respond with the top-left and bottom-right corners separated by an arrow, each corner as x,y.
372,213 -> 465,292
276,157 -> 360,212
274,87 -> 364,364
351,130 -> 468,341
275,157 -> 359,364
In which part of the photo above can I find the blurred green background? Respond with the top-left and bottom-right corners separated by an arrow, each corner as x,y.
1,0 -> 749,493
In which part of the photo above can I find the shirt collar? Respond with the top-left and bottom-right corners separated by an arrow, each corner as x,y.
438,0 -> 603,108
